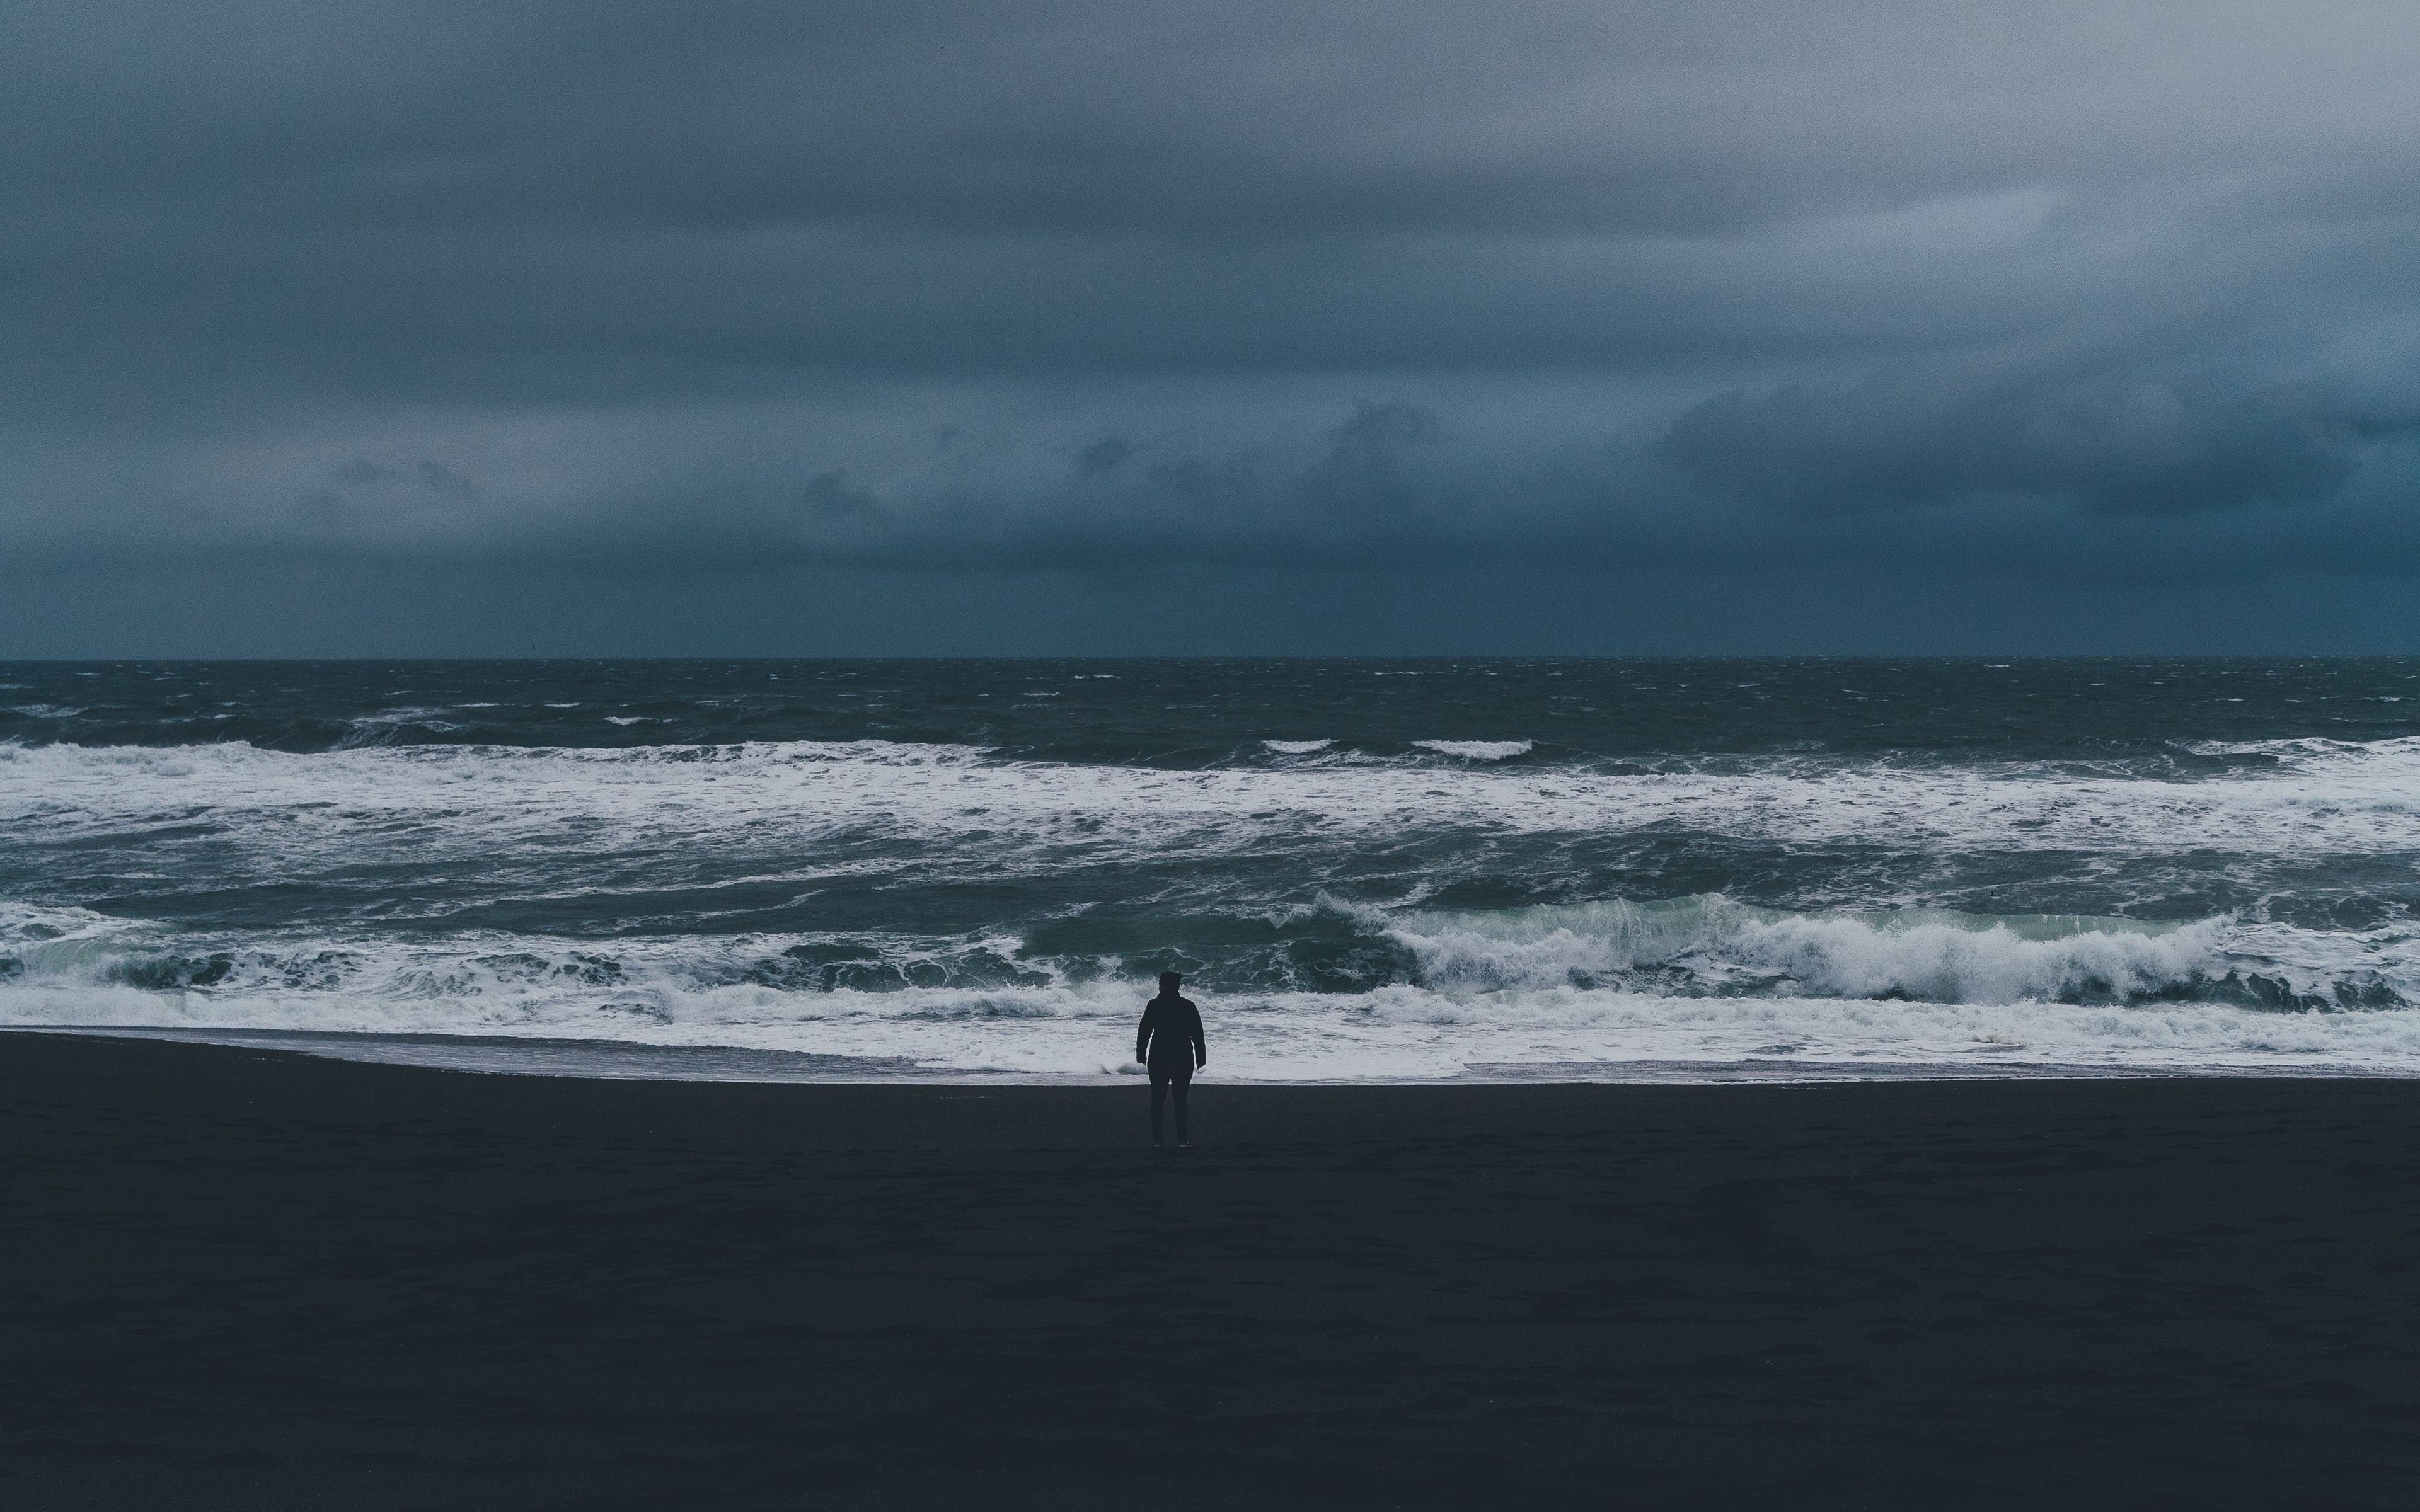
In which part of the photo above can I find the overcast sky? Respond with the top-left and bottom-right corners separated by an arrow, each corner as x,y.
4,1 -> 2417,655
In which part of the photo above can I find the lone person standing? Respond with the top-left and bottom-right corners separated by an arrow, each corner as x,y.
1136,971 -> 1206,1148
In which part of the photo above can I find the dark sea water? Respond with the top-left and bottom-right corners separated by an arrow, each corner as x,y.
4,658 -> 2419,1080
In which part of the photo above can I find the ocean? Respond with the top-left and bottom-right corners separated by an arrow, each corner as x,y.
4,657 -> 2417,1082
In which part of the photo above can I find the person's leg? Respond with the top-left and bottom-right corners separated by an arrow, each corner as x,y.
1148,1065 -> 1168,1145
1171,1063 -> 1192,1143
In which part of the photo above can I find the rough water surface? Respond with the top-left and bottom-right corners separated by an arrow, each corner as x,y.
4,657 -> 2418,1080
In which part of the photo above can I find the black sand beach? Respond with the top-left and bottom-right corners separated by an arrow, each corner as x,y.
4,1034 -> 2417,1510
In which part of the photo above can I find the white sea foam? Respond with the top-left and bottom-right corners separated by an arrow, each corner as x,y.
1386,898 -> 2248,1002
8,735 -> 2420,1082
9,735 -> 2420,876
1263,739 -> 1333,754
1413,740 -> 1533,759
3,892 -> 2416,1080
9,967 -> 2420,1082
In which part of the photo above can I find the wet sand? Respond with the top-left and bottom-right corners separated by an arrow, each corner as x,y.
4,1031 -> 2417,1509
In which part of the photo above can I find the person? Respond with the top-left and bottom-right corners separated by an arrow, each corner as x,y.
1135,971 -> 1206,1148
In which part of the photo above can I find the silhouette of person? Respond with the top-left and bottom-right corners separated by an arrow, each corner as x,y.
1135,971 -> 1206,1148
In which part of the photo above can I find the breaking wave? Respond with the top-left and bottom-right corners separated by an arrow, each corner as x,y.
3,890 -> 2414,1081
1384,897 -> 2409,1011
6,711 -> 2420,1082
11,733 -> 2420,866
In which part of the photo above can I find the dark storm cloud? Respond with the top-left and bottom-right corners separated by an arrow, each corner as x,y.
3,2 -> 2419,651
1662,358 -> 2385,517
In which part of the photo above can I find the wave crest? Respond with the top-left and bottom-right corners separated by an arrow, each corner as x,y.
1412,740 -> 1533,760
1388,896 -> 2393,1009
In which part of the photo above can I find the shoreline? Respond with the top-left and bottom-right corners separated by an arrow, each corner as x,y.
13,1023 -> 2420,1085
6,1030 -> 2419,1508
